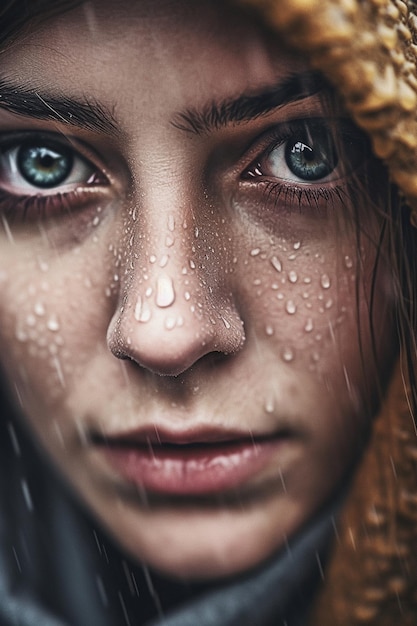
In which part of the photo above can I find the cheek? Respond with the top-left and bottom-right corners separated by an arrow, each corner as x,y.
234,237 -> 359,371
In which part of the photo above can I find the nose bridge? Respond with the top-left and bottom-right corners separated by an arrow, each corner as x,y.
107,180 -> 245,376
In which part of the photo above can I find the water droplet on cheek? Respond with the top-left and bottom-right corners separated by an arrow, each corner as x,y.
320,274 -> 331,289
281,347 -> 295,362
285,300 -> 297,315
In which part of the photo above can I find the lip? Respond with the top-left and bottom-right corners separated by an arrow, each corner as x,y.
92,427 -> 290,496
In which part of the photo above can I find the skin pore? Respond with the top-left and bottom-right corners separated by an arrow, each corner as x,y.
0,0 -> 397,580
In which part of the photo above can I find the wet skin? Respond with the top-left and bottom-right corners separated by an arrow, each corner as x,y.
0,0 -> 397,578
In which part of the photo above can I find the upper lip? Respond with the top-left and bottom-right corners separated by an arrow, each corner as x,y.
90,425 -> 288,447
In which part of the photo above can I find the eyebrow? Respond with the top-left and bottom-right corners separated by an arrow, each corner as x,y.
0,77 -> 118,134
172,70 -> 329,135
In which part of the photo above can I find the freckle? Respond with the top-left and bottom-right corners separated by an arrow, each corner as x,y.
288,271 -> 298,284
281,347 -> 295,362
265,325 -> 274,336
320,274 -> 331,289
285,300 -> 297,315
159,255 -> 169,268
250,248 -> 261,257
271,256 -> 283,273
150,255 -> 156,264
304,318 -> 314,332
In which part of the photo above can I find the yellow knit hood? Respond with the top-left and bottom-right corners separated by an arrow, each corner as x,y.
231,1 -> 417,625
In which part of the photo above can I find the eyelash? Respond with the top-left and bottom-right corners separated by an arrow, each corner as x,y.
0,133 -> 108,222
239,117 -> 369,215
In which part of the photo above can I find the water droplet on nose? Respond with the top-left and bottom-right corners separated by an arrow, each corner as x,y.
344,255 -> 353,269
134,296 -> 152,323
303,277 -> 312,284
304,318 -> 314,332
165,316 -> 176,330
39,260 -> 49,272
26,314 -> 36,327
92,216 -> 100,227
47,316 -> 60,332
159,255 -> 169,268
149,255 -> 156,264
320,274 -> 331,289
288,271 -> 298,284
189,260 -> 196,270
265,325 -> 274,336
221,317 -> 231,329
250,248 -> 261,257
165,236 -> 174,247
264,398 -> 275,413
271,256 -> 282,273
168,214 -> 175,232
293,241 -> 301,250
195,227 -> 199,238
184,291 -> 191,301
145,287 -> 153,298
156,275 -> 175,308
281,347 -> 295,362
16,328 -> 28,342
285,300 -> 297,315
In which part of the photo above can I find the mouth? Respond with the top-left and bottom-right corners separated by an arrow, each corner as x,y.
91,426 -> 293,496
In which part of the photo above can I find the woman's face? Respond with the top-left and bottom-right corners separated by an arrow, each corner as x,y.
0,0 -> 396,578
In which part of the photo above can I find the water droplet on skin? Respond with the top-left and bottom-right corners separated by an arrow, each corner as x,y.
149,255 -> 156,264
221,317 -> 231,329
184,291 -> 191,301
156,275 -> 175,308
92,216 -> 100,227
288,253 -> 297,261
39,260 -> 49,272
277,293 -> 284,300
264,398 -> 274,413
271,256 -> 282,273
281,347 -> 295,362
145,287 -> 153,298
134,296 -> 152,322
26,314 -> 36,327
293,241 -> 301,250
168,214 -> 175,232
165,235 -> 174,247
320,274 -> 331,289
159,255 -> 169,268
344,255 -> 353,269
165,316 -> 176,330
253,278 -> 261,286
105,287 -> 112,298
47,316 -> 60,332
312,352 -> 320,362
195,227 -> 199,238
304,318 -> 314,332
285,300 -> 297,315
189,260 -> 196,270
177,316 -> 184,327
288,271 -> 298,284
250,248 -> 261,257
303,277 -> 312,284
265,325 -> 274,336
325,298 -> 333,310
16,329 -> 28,342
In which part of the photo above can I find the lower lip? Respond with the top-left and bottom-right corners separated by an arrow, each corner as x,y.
99,438 -> 285,496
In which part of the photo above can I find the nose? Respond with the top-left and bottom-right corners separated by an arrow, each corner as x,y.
107,196 -> 245,377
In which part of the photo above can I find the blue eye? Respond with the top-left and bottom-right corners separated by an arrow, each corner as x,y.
17,142 -> 74,189
284,127 -> 337,181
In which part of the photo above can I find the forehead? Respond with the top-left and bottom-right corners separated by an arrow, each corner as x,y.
0,0 -> 302,123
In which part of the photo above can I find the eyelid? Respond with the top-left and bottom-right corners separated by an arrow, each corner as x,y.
0,130 -> 112,189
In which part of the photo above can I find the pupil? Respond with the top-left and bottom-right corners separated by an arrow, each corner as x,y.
285,128 -> 337,181
18,143 -> 73,189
